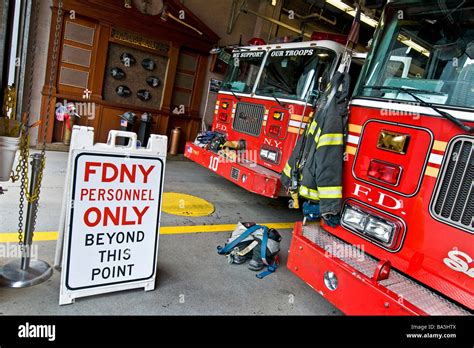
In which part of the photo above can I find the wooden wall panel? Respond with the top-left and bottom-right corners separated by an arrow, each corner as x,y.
161,43 -> 180,112
97,106 -> 126,143
190,54 -> 208,116
91,25 -> 112,100
57,17 -> 98,96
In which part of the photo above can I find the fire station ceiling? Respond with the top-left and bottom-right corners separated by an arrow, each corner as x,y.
282,0 -> 386,46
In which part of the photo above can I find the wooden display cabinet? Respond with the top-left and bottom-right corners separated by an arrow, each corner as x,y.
39,0 -> 219,152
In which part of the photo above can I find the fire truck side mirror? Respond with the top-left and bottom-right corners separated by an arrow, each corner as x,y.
318,77 -> 323,92
318,75 -> 329,93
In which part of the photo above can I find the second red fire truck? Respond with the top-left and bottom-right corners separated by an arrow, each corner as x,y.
185,36 -> 355,198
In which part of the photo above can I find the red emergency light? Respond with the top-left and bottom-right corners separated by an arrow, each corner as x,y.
248,37 -> 266,46
218,112 -> 229,123
311,31 -> 347,45
368,160 -> 401,186
269,125 -> 281,137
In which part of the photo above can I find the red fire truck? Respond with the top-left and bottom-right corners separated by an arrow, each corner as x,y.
185,38 -> 353,198
288,0 -> 473,315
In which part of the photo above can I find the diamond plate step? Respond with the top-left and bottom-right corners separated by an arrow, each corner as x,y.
301,223 -> 471,316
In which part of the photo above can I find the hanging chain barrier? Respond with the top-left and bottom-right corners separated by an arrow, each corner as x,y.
11,0 -> 64,248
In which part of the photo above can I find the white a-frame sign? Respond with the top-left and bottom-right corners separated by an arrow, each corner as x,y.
56,127 -> 167,305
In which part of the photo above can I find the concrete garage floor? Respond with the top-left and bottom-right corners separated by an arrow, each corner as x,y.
0,151 -> 340,315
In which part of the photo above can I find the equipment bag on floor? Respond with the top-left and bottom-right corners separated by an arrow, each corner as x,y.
217,222 -> 281,279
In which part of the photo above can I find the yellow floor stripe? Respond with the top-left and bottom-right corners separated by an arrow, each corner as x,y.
0,222 -> 296,243
0,231 -> 60,243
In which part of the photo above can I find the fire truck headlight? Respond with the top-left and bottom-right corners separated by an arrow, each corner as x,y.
365,217 -> 395,244
324,271 -> 338,291
267,151 -> 277,162
260,147 -> 280,164
342,204 -> 399,247
342,205 -> 367,231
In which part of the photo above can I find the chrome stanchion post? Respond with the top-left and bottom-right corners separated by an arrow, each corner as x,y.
21,154 -> 42,270
0,154 -> 53,288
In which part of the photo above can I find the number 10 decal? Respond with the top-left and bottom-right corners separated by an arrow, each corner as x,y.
209,156 -> 219,172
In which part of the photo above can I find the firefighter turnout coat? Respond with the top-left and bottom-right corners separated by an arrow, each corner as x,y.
281,71 -> 350,215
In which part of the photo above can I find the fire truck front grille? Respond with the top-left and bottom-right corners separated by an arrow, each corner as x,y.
431,137 -> 474,233
232,102 -> 265,136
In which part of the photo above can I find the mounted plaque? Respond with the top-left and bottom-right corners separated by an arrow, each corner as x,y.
116,85 -> 132,97
137,89 -> 152,101
111,67 -> 126,80
142,58 -> 156,71
146,76 -> 161,88
120,52 -> 136,66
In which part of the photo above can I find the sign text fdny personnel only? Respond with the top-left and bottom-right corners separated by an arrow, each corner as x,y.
65,154 -> 163,290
